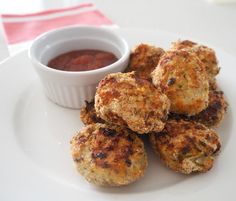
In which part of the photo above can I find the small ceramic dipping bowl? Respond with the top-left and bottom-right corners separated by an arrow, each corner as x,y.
29,26 -> 130,109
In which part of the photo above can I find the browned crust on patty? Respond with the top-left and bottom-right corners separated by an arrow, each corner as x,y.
152,50 -> 209,115
169,90 -> 228,127
126,44 -> 165,80
95,72 -> 170,134
149,119 -> 221,174
171,40 -> 220,85
80,100 -> 105,125
71,123 -> 148,186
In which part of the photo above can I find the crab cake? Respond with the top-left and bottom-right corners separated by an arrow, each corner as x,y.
126,44 -> 165,80
95,72 -> 170,134
80,101 -> 105,125
169,90 -> 228,128
171,40 -> 196,50
70,123 -> 148,186
171,40 -> 220,88
192,90 -> 228,127
149,119 -> 221,174
151,50 -> 209,115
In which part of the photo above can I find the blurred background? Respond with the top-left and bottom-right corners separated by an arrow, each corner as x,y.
0,0 -> 236,60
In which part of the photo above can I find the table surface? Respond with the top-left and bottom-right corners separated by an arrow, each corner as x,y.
0,0 -> 236,58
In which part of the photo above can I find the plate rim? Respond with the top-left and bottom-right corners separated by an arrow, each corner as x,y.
1,28 -> 236,201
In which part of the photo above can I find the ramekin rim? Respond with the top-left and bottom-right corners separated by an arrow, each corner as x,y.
28,25 -> 130,76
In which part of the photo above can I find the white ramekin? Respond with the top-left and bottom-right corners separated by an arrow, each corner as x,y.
28,26 -> 130,109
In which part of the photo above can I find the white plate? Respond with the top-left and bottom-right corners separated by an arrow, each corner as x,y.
1,28 -> 236,201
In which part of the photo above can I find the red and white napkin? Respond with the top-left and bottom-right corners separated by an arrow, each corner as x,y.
1,3 -> 115,45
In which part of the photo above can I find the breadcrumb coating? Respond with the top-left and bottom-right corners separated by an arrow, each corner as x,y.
171,40 -> 220,88
126,44 -> 165,80
80,100 -> 105,125
152,50 -> 209,115
95,72 -> 170,134
71,123 -> 148,186
169,90 -> 228,128
149,119 -> 221,174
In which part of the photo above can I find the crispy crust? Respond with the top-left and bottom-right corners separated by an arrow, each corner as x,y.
171,40 -> 197,49
80,100 -> 105,125
151,50 -> 209,115
171,40 -> 220,86
169,90 -> 228,128
126,44 -> 165,80
95,72 -> 170,134
149,119 -> 221,174
71,123 -> 148,186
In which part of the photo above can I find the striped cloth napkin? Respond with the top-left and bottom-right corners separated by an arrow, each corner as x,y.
1,3 -> 114,45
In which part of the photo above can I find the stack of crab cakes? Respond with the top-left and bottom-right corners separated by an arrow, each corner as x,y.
70,40 -> 228,187
72,71 -> 170,186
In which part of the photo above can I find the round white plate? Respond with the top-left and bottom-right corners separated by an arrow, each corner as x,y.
0,28 -> 235,201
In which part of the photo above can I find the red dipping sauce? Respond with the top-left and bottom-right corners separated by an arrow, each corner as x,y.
47,49 -> 118,71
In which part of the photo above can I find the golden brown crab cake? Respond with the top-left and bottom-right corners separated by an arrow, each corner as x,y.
80,101 -> 105,125
151,50 -> 209,115
209,78 -> 218,90
149,119 -> 221,174
70,123 -> 148,186
95,72 -> 170,134
171,40 -> 196,50
126,44 -> 165,80
171,40 -> 220,88
169,90 -> 228,128
192,90 -> 228,127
